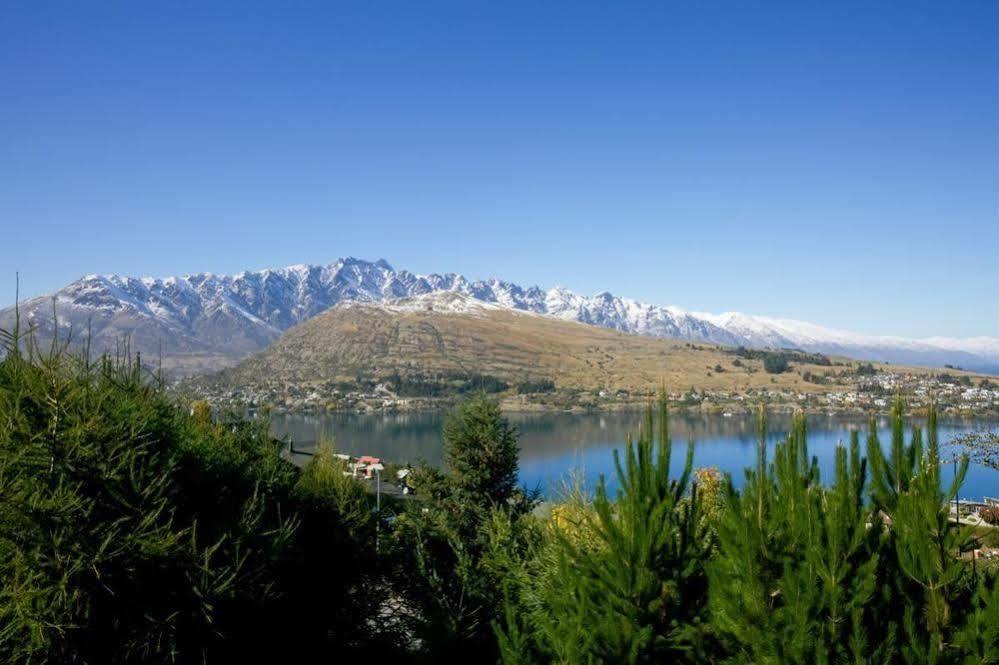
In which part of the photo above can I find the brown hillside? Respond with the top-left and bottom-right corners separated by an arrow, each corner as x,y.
215,293 -> 883,394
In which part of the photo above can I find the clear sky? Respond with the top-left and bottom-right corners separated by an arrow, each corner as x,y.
2,2 -> 997,338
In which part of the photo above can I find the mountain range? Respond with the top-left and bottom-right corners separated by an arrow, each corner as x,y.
2,257 -> 997,375
210,291 -> 851,397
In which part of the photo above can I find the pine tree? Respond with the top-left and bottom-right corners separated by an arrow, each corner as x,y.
954,573 -> 999,662
710,410 -> 885,664
442,392 -> 520,508
868,398 -> 972,663
503,396 -> 711,664
391,393 -> 532,662
867,398 -> 922,513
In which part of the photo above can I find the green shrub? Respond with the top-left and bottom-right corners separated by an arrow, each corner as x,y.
389,394 -> 533,662
516,378 -> 556,394
762,352 -> 789,374
0,336 -> 300,663
0,326 -> 392,662
710,411 -> 884,662
6,321 -> 998,664
387,371 -> 510,397
496,398 -> 713,664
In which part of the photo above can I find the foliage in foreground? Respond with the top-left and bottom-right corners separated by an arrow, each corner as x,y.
3,320 -> 999,664
498,400 -> 999,665
0,330 -> 385,663
496,398 -> 712,664
710,415 -> 883,663
388,394 -> 536,663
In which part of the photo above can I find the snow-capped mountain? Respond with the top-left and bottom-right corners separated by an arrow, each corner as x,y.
2,257 -> 997,376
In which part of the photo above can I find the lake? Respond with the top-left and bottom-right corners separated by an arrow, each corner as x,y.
269,411 -> 999,499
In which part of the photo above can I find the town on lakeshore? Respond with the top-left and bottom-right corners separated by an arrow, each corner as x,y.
190,363 -> 999,418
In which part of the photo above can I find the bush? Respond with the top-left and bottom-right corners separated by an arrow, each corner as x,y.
0,339 -> 301,663
7,323 -> 999,663
516,378 -> 556,394
734,346 -> 829,368
710,413 -> 882,662
285,444 -> 386,654
762,352 -> 789,374
496,398 -> 713,663
388,394 -> 534,662
0,328 -> 393,662
387,371 -> 509,397
495,399 -> 999,664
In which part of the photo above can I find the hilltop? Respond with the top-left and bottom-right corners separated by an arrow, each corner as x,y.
191,292 -> 998,414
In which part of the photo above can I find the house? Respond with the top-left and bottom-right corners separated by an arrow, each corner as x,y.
353,455 -> 384,479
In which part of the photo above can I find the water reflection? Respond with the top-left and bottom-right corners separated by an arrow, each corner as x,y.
269,411 -> 999,499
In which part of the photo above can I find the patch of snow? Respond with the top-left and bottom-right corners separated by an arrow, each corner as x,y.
7,257 -> 997,373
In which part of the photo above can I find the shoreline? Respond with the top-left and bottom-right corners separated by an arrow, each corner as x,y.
242,397 -> 999,421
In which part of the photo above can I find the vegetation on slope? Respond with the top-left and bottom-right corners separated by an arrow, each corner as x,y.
495,400 -> 999,664
192,301 -> 995,415
0,328 -> 389,663
3,321 -> 999,663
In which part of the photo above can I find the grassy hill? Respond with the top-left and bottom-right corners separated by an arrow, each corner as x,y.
198,293 -> 990,412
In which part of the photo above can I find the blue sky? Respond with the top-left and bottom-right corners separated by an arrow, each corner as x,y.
2,2 -> 997,338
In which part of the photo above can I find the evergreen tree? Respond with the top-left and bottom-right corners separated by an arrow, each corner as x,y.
710,410 -> 886,664
0,329 -> 301,663
867,398 -> 973,663
442,393 -> 520,507
390,393 -> 532,662
0,324 -> 398,662
954,573 -> 999,663
867,399 -> 922,513
498,396 -> 711,664
763,352 -> 790,374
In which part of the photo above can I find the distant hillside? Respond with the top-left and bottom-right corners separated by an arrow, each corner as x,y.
3,257 -> 997,376
202,292 -> 934,399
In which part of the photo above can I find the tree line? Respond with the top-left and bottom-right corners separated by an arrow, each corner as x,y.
732,346 -> 833,374
387,370 -> 510,396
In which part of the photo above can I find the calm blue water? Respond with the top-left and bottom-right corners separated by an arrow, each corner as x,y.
269,411 -> 999,499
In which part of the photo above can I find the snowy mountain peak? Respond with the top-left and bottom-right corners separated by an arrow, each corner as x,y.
3,257 -> 998,376
351,291 -> 514,316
